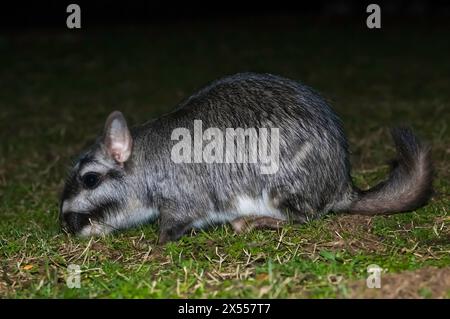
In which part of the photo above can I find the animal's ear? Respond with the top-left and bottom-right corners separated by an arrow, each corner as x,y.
103,111 -> 133,164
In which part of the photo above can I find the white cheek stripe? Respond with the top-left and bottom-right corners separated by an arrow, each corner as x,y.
78,206 -> 159,237
61,192 -> 93,214
104,207 -> 159,230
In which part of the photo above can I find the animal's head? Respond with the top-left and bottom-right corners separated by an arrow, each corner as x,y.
60,111 -> 147,237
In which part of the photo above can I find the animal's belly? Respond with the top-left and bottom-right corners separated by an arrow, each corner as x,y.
191,191 -> 285,229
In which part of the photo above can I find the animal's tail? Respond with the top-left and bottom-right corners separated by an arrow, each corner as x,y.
349,127 -> 433,215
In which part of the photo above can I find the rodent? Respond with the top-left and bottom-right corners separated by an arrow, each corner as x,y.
60,73 -> 433,243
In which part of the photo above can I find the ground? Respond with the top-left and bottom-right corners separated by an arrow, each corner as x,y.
0,17 -> 449,298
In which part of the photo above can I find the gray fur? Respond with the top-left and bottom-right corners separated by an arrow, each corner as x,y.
60,73 -> 433,242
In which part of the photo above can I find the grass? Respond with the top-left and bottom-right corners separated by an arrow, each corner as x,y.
0,17 -> 449,298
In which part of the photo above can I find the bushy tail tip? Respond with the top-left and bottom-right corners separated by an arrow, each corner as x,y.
349,127 -> 433,215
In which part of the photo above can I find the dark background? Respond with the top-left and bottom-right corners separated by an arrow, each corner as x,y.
1,0 -> 450,29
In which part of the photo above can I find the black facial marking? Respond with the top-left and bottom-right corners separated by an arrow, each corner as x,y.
77,154 -> 96,169
90,200 -> 120,219
107,169 -> 124,180
61,211 -> 91,234
61,171 -> 81,202
61,200 -> 121,234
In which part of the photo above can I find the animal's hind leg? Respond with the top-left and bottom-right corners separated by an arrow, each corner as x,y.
230,216 -> 287,234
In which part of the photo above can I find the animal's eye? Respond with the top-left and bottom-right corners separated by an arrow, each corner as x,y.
81,172 -> 101,189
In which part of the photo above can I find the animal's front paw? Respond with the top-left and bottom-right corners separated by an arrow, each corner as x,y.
158,222 -> 190,244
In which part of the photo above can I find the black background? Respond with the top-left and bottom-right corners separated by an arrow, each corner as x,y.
1,0 -> 450,29
1,298 -> 448,316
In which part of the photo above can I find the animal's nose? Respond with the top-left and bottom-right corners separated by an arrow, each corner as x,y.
61,211 -> 87,234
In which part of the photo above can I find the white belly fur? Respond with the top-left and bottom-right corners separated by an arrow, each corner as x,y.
191,191 -> 285,229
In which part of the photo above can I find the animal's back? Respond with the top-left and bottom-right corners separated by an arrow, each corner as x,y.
136,73 -> 354,222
